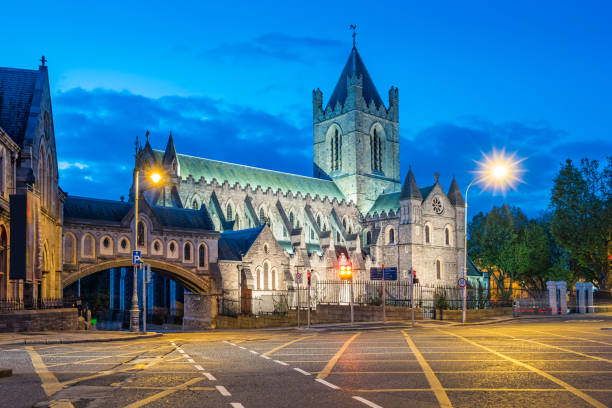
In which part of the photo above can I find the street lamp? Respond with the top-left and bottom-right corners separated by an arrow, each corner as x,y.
130,168 -> 163,332
462,149 -> 524,323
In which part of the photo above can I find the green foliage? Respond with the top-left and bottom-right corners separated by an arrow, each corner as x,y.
435,292 -> 449,310
550,158 -> 612,289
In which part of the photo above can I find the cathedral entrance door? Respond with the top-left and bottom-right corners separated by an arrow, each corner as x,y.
241,288 -> 252,315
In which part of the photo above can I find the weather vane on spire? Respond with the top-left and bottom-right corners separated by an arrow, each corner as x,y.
350,24 -> 357,47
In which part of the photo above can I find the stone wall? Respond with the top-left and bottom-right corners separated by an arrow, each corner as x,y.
182,293 -> 217,330
0,308 -> 78,332
439,307 -> 513,322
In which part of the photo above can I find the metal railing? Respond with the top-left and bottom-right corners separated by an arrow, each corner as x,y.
0,297 -> 67,312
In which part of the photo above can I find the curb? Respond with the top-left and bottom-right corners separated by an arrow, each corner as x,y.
0,332 -> 162,346
459,317 -> 518,326
0,367 -> 12,378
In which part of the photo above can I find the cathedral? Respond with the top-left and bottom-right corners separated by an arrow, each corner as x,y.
135,43 -> 467,303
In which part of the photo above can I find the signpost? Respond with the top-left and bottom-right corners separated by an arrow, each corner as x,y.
295,273 -> 302,328
142,263 -> 151,334
458,277 -> 467,288
307,271 -> 312,329
132,250 -> 142,265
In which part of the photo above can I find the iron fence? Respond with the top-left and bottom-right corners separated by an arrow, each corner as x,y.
0,297 -> 66,312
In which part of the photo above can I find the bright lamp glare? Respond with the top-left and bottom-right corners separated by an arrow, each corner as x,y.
150,173 -> 162,184
474,148 -> 525,193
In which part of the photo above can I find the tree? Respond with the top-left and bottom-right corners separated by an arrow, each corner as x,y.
550,158 -> 612,289
468,205 -> 528,299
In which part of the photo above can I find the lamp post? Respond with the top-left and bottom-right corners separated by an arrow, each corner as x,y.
130,168 -> 163,332
462,149 -> 522,323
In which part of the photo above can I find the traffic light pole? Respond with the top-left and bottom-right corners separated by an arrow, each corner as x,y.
349,279 -> 354,326
307,277 -> 311,329
382,265 -> 386,324
410,269 -> 415,328
297,281 -> 300,329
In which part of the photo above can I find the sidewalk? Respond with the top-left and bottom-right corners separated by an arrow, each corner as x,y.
0,330 -> 161,346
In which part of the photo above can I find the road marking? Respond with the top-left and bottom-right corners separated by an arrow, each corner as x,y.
230,403 -> 245,408
357,388 -> 612,392
25,346 -> 63,396
402,331 -> 452,408
260,355 -> 271,359
194,364 -> 204,371
274,360 -> 289,366
519,328 -> 612,347
293,367 -> 311,375
183,354 -> 191,359
216,385 -> 232,396
315,378 -> 340,390
239,346 -> 246,350
203,372 -> 216,381
262,334 -> 316,356
178,349 -> 185,354
438,329 -> 608,408
249,350 -> 259,355
317,332 -> 360,379
353,396 -> 383,408
124,377 -> 203,408
187,359 -> 195,363
477,328 -> 612,364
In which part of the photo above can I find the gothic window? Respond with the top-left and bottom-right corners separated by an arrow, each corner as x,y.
120,238 -> 128,250
330,128 -> 341,171
192,199 -> 198,209
259,208 -> 265,224
445,228 -> 450,246
436,259 -> 442,280
256,268 -> 262,290
137,221 -> 145,247
63,234 -> 75,263
289,211 -> 295,228
366,231 -> 372,246
310,228 -> 315,240
184,242 -> 192,261
169,241 -> 177,255
342,218 -> 347,231
226,203 -> 233,221
103,237 -> 110,248
283,227 -> 287,238
388,228 -> 395,244
153,240 -> 161,252
272,269 -> 277,290
263,262 -> 269,290
371,128 -> 383,171
425,225 -> 431,244
83,234 -> 94,257
432,196 -> 444,214
316,215 -> 321,230
198,244 -> 207,268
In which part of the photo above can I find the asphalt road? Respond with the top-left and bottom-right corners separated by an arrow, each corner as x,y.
1,317 -> 611,408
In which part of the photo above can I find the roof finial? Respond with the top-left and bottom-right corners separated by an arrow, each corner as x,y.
145,130 -> 150,143
40,55 -> 47,66
435,172 -> 440,182
350,24 -> 357,48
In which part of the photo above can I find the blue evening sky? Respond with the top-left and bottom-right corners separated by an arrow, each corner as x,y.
3,1 -> 611,218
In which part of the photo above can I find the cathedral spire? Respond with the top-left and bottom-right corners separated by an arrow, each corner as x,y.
162,131 -> 177,168
447,176 -> 465,206
399,167 -> 422,201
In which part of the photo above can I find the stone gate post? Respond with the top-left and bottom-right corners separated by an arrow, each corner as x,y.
585,283 -> 596,313
546,281 -> 558,315
575,282 -> 586,314
557,281 -> 568,315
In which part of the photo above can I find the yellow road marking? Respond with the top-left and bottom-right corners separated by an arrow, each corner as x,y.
262,335 -> 316,356
438,329 -> 607,408
517,328 -> 612,347
357,388 -> 612,392
25,346 -> 63,396
478,328 -> 612,364
317,333 -> 360,379
123,377 -> 204,408
402,331 -> 452,407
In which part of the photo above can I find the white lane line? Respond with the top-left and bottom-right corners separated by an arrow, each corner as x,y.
194,365 -> 204,371
239,346 -> 246,350
229,343 -> 237,346
316,378 -> 340,390
187,358 -> 195,363
249,350 -> 259,355
353,396 -> 383,408
216,385 -> 232,396
203,372 -> 217,381
230,403 -> 245,408
273,360 -> 289,366
178,349 -> 185,354
293,367 -> 311,376
183,354 -> 191,359
260,355 -> 271,360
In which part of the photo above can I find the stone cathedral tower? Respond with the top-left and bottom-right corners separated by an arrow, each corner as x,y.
312,45 -> 401,213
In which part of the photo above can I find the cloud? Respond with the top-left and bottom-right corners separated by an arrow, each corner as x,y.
53,87 -> 312,200
203,33 -> 344,63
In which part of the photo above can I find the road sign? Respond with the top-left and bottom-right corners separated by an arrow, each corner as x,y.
132,250 -> 142,265
458,277 -> 467,288
295,272 -> 302,284
370,267 -> 398,281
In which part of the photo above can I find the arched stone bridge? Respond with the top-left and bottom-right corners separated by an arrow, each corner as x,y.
61,195 -> 220,294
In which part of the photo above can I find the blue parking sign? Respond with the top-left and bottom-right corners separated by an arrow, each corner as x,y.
132,250 -> 142,265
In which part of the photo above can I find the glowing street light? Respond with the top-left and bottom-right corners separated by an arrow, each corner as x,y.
462,148 -> 525,324
150,172 -> 162,184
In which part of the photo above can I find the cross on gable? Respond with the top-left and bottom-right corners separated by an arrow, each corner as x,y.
40,56 -> 47,66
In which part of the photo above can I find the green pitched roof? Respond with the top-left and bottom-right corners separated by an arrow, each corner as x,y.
153,150 -> 346,202
367,185 -> 435,216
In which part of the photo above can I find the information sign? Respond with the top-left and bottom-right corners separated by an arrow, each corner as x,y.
370,267 -> 398,281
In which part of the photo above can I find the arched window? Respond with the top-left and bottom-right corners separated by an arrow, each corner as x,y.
192,199 -> 198,209
425,225 -> 431,244
316,215 -> 321,230
256,268 -> 262,290
263,262 -> 269,290
310,228 -> 315,240
388,228 -> 395,244
271,269 -> 277,290
63,234 -> 75,263
259,208 -> 265,224
289,212 -> 295,228
226,203 -> 233,221
198,244 -> 207,268
342,218 -> 347,231
445,228 -> 450,246
137,221 -> 145,247
330,128 -> 341,171
371,127 -> 383,171
184,242 -> 192,261
366,231 -> 372,246
120,238 -> 128,251
436,260 -> 442,280
83,234 -> 94,257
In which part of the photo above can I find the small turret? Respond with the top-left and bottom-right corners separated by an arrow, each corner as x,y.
399,167 -> 422,201
399,167 -> 422,225
162,131 -> 179,176
447,176 -> 465,206
312,88 -> 322,120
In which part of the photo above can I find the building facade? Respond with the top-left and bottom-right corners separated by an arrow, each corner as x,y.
135,45 -> 467,297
